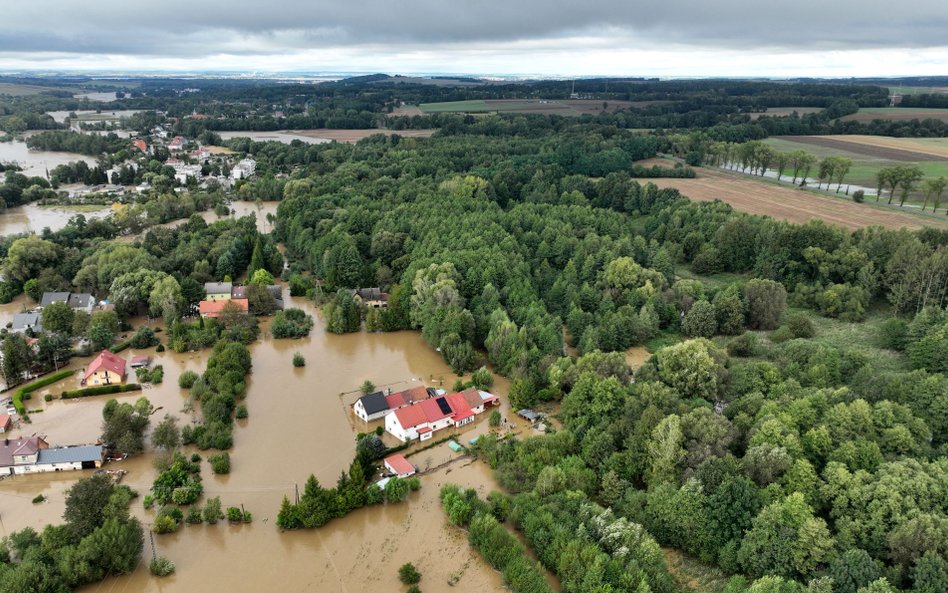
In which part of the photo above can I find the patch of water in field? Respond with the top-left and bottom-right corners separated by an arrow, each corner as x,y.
0,139 -> 95,178
0,203 -> 112,237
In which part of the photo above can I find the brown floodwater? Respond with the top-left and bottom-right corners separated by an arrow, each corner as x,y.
0,203 -> 112,237
0,139 -> 95,178
0,291 -> 555,592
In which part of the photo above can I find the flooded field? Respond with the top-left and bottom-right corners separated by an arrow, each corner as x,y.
0,292 -> 541,592
46,109 -> 142,124
0,139 -> 95,178
0,203 -> 112,237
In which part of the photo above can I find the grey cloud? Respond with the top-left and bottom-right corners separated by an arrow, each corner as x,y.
2,0 -> 948,60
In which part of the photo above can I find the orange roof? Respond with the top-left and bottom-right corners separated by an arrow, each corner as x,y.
457,388 -> 483,409
393,403 -> 427,429
199,299 -> 249,318
391,385 -> 429,404
384,454 -> 415,475
0,414 -> 10,429
84,350 -> 126,381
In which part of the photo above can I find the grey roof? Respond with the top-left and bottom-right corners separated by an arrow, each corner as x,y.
40,292 -> 71,307
352,288 -> 384,300
36,445 -> 103,465
205,282 -> 233,294
12,312 -> 42,331
358,391 -> 389,415
68,293 -> 95,309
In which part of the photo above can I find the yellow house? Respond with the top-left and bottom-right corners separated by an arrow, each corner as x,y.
84,350 -> 127,386
204,282 -> 233,301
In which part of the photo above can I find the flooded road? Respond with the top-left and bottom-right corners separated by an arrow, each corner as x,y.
0,291 -> 542,592
0,139 -> 95,178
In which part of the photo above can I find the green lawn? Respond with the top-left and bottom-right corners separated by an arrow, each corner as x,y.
419,100 -> 491,113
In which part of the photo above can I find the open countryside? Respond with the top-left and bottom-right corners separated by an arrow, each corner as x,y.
418,99 -> 636,115
841,106 -> 948,122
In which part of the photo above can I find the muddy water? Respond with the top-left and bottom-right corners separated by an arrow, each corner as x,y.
0,203 -> 112,237
1,292 -> 549,592
0,139 -> 95,178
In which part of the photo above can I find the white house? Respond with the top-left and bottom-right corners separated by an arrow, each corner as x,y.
231,158 -> 256,180
383,454 -> 416,478
385,395 -> 470,443
353,391 -> 389,422
1,437 -> 105,475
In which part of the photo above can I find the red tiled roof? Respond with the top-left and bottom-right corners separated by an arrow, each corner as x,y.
391,385 -> 429,404
384,454 -> 415,475
0,437 -> 48,468
384,392 -> 407,408
419,398 -> 451,423
393,404 -> 427,429
457,388 -> 483,410
84,350 -> 126,381
0,414 -> 10,429
199,299 -> 248,318
417,427 -> 432,434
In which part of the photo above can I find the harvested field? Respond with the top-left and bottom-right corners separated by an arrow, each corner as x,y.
781,135 -> 948,161
0,82 -> 70,96
649,168 -> 945,231
842,107 -> 948,123
748,107 -> 823,119
634,157 -> 681,167
390,104 -> 424,116
286,128 -> 437,142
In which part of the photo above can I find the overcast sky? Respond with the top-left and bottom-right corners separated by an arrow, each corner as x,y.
3,1 -> 948,77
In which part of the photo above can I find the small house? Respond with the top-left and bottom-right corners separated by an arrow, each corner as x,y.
383,454 -> 416,478
129,356 -> 151,369
199,298 -> 249,318
11,312 -> 42,334
0,436 -> 49,475
350,288 -> 388,309
204,282 -> 233,301
353,391 -> 390,422
385,396 -> 457,442
0,414 -> 11,433
39,292 -> 95,313
84,350 -> 127,386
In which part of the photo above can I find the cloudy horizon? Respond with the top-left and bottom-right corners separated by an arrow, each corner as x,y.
3,1 -> 948,77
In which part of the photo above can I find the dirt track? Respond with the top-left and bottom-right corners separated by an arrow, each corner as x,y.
649,168 -> 945,231
783,136 -> 948,162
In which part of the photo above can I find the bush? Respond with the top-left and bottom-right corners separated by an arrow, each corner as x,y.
178,370 -> 199,389
149,557 -> 176,577
227,506 -> 245,523
190,453 -> 202,463
786,314 -> 815,339
129,327 -> 160,349
186,507 -> 204,524
489,410 -> 502,427
728,332 -> 760,357
271,308 -> 315,339
375,425 -> 384,436
406,586 -> 420,593
408,477 -> 421,491
236,404 -> 248,419
852,189 -> 865,203
152,514 -> 179,534
143,494 -> 154,509
209,453 -> 231,474
44,394 -> 53,402
398,563 -> 422,585
878,318 -> 908,350
292,352 -> 305,367
203,497 -> 223,524
471,366 -> 493,389
156,343 -> 165,352
61,383 -> 141,399
770,326 -> 793,344
32,494 -> 45,504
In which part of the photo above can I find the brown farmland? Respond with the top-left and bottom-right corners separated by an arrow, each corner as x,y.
748,107 -> 823,119
781,135 -> 948,162
649,168 -> 945,231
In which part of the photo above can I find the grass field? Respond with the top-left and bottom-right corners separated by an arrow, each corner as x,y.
888,86 -> 948,95
0,82 -> 71,96
648,166 -> 946,231
748,106 -> 823,119
662,549 -> 731,593
418,99 -> 634,116
842,107 -> 948,123
763,136 -> 948,203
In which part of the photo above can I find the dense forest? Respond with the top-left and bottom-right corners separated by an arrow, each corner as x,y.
269,117 -> 948,593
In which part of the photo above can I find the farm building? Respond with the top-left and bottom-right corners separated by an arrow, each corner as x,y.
129,356 -> 151,369
0,437 -> 104,475
385,394 -> 477,442
517,409 -> 543,422
199,298 -> 248,318
455,388 -> 500,415
84,350 -> 127,386
353,391 -> 390,422
204,282 -> 233,301
383,454 -> 416,478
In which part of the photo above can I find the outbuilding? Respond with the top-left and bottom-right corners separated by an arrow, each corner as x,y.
383,454 -> 416,478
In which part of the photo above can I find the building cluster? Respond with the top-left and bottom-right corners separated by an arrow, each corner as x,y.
11,291 -> 99,334
354,386 -> 499,442
0,436 -> 104,475
198,281 -> 283,318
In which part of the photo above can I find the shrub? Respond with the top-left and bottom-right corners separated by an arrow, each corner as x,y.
149,557 -> 176,577
156,343 -> 165,352
271,308 -> 315,338
203,497 -> 224,524
852,189 -> 865,203
143,494 -> 154,509
44,394 -> 53,402
407,586 -> 421,593
489,410 -> 502,427
209,453 -> 231,474
375,425 -> 384,436
186,507 -> 204,524
190,453 -> 202,463
292,352 -> 305,367
178,370 -> 199,388
786,314 -> 815,339
682,300 -> 718,338
398,563 -> 422,585
878,318 -> 908,350
770,326 -> 793,344
32,494 -> 45,504
235,404 -> 248,419
152,514 -> 179,534
226,506 -> 244,523
408,477 -> 421,491
471,366 -> 493,389
61,383 -> 141,399
129,327 -> 160,349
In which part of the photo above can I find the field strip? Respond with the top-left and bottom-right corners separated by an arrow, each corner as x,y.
802,135 -> 948,159
781,135 -> 948,162
649,168 -> 947,231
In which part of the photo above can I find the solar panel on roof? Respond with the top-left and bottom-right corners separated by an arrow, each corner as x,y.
435,397 -> 452,415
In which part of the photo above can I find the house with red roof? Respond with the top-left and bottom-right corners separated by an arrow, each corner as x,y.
84,350 -> 127,386
199,298 -> 249,318
383,454 -> 416,478
0,414 -> 11,433
132,139 -> 148,153
352,385 -> 437,423
386,395 -> 457,442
